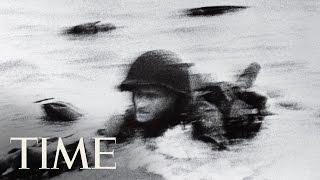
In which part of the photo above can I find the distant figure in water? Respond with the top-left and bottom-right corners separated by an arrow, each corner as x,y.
184,5 -> 248,17
64,21 -> 116,35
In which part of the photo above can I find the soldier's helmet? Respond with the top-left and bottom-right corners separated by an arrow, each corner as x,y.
119,50 -> 192,97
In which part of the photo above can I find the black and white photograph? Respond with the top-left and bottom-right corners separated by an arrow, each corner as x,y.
0,0 -> 319,179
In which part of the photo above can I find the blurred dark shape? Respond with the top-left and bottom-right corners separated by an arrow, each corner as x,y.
64,21 -> 116,35
184,6 -> 248,17
194,62 -> 269,140
277,101 -> 304,110
191,100 -> 227,150
224,98 -> 266,139
236,62 -> 261,89
41,101 -> 82,121
119,49 -> 193,97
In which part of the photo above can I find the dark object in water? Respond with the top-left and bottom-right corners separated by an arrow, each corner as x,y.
195,63 -> 268,139
198,86 -> 267,139
185,6 -> 248,16
198,63 -> 263,113
64,21 -> 116,35
278,101 -> 304,110
224,99 -> 265,139
42,101 -> 82,121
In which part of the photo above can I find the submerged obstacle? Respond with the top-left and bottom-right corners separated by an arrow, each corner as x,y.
64,21 -> 116,35
184,6 -> 248,16
41,101 -> 82,121
35,98 -> 82,121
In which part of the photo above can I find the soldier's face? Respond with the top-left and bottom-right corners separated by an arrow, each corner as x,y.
132,86 -> 177,123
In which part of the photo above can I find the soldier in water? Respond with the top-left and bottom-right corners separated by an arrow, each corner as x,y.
100,50 -> 266,146
98,49 -> 235,148
0,50 -> 267,179
98,50 -> 196,142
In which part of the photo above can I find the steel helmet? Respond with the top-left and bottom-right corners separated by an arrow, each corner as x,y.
119,50 -> 192,97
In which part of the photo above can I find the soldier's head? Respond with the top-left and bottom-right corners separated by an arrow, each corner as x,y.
119,50 -> 192,123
